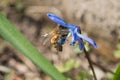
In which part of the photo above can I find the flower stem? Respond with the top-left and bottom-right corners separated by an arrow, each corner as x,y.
84,48 -> 97,80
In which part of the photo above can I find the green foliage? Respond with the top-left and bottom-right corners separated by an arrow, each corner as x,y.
74,44 -> 83,53
56,59 -> 80,73
114,44 -> 120,58
0,12 -> 67,80
113,64 -> 120,80
76,70 -> 89,80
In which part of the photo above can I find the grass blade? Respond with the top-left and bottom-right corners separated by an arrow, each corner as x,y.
113,64 -> 120,80
0,12 -> 67,80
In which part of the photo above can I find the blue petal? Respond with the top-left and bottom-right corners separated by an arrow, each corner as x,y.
76,31 -> 99,48
69,29 -> 76,46
67,24 -> 76,30
77,38 -> 84,50
69,28 -> 84,49
47,13 -> 69,28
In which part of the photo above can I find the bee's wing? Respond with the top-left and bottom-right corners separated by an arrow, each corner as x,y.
40,25 -> 59,46
41,33 -> 52,46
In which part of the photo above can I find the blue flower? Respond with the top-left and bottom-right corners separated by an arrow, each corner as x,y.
68,24 -> 98,50
47,13 -> 98,50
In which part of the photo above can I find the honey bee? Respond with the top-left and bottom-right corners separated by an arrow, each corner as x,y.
42,25 -> 69,51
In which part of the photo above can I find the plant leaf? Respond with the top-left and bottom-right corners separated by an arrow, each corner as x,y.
113,64 -> 120,80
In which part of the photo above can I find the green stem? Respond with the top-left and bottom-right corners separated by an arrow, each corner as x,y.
84,48 -> 97,80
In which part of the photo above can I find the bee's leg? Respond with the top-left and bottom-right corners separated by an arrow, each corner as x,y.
57,32 -> 71,45
56,43 -> 62,51
63,32 -> 71,44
